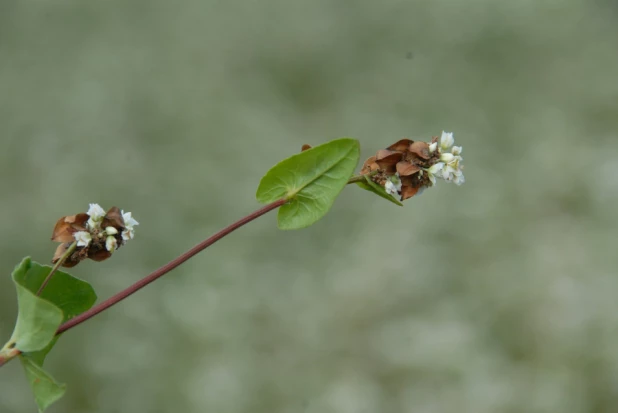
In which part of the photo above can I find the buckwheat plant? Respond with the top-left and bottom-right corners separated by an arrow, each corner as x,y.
0,133 -> 464,411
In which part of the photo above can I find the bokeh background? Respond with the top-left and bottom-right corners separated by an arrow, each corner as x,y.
1,1 -> 618,412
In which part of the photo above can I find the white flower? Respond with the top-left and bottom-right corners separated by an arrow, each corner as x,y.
121,210 -> 138,241
87,204 -> 106,221
428,142 -> 438,153
426,162 -> 444,186
441,164 -> 458,181
422,132 -> 465,188
87,203 -> 106,229
122,229 -> 134,241
106,235 -> 117,252
73,231 -> 92,247
453,173 -> 465,186
385,180 -> 399,196
440,131 -> 454,150
384,173 -> 402,196
105,226 -> 118,235
122,211 -> 139,229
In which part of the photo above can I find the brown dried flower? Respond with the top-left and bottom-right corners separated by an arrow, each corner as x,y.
51,203 -> 138,267
360,132 -> 465,201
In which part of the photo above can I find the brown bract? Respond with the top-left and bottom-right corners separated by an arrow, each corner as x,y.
101,206 -> 125,231
375,149 -> 402,172
360,156 -> 379,175
51,206 -> 126,267
51,213 -> 89,243
360,137 -> 442,201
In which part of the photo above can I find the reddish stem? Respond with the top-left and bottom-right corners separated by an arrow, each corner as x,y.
0,199 -> 285,367
58,199 -> 285,334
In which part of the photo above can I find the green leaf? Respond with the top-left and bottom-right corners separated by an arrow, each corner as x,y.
356,175 -> 404,206
7,258 -> 64,353
16,258 -> 97,365
2,258 -> 94,412
256,138 -> 360,229
20,356 -> 66,412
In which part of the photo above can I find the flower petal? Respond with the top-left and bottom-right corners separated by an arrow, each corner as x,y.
87,204 -> 106,221
73,231 -> 92,247
427,162 -> 444,175
122,211 -> 139,228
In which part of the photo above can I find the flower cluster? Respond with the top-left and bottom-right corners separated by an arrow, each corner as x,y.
360,131 -> 465,201
51,203 -> 139,267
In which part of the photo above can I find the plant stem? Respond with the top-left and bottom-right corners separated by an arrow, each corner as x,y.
56,198 -> 286,335
37,242 -> 77,295
0,199 -> 285,369
0,347 -> 19,368
347,175 -> 366,184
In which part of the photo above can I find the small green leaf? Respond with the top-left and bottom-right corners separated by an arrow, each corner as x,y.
20,356 -> 66,412
8,258 -> 63,353
15,258 -> 97,365
256,138 -> 360,229
356,175 -> 404,206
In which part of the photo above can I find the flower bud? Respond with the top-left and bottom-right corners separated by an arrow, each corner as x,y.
440,152 -> 455,163
106,235 -> 118,252
440,131 -> 454,150
105,226 -> 119,235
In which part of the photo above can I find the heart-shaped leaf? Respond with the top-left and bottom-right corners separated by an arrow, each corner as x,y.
2,258 -> 97,412
256,138 -> 360,229
16,259 -> 97,365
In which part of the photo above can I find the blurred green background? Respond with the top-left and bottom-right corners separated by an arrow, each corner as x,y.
1,0 -> 618,412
